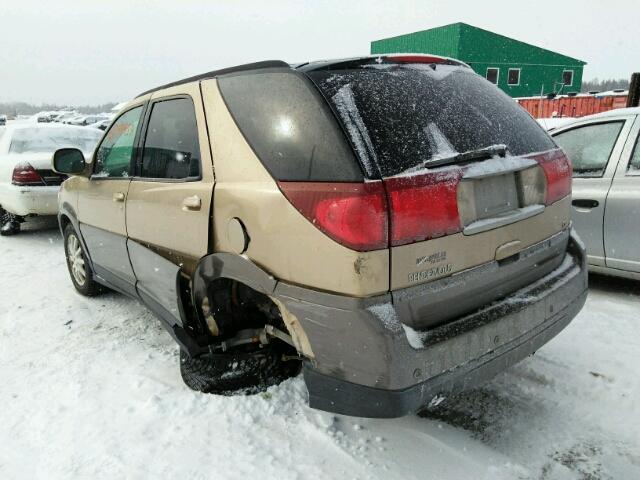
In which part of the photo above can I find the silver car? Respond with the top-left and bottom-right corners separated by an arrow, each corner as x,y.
551,107 -> 640,280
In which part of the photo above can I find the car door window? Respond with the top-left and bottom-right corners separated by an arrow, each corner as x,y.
553,121 -> 624,177
140,98 -> 200,179
93,106 -> 143,178
628,134 -> 640,172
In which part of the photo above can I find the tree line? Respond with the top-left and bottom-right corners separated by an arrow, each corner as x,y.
581,78 -> 630,93
0,101 -> 117,117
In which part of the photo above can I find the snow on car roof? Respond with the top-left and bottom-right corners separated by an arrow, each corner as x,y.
553,107 -> 640,128
579,106 -> 640,118
537,117 -> 577,131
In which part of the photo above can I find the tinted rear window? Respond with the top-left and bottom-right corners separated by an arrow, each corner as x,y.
307,65 -> 556,177
217,70 -> 363,182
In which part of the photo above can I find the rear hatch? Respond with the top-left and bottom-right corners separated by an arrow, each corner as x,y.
304,57 -> 572,328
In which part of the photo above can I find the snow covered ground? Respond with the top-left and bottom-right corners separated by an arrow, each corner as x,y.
1,221 -> 639,480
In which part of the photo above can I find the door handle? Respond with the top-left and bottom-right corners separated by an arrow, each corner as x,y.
113,192 -> 125,202
182,195 -> 202,211
572,199 -> 599,209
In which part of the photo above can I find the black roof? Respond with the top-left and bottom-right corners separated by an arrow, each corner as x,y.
135,60 -> 290,98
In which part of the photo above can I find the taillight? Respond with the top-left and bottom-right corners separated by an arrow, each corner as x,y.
277,181 -> 388,251
385,169 -> 463,246
517,166 -> 547,206
12,162 -> 44,186
535,150 -> 572,205
278,151 -> 568,251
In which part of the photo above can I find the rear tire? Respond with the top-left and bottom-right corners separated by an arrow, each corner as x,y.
180,344 -> 301,395
63,223 -> 102,296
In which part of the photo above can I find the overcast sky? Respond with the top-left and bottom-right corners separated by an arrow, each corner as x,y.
1,0 -> 638,105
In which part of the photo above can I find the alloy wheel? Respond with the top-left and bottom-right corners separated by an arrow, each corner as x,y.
67,234 -> 86,286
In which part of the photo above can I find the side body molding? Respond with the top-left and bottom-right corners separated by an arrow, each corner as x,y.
125,240 -> 207,356
127,240 -> 185,326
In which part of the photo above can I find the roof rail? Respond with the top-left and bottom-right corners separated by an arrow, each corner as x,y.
136,60 -> 290,98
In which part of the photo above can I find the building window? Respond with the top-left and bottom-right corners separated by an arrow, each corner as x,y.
563,70 -> 574,87
486,68 -> 499,85
508,68 -> 521,86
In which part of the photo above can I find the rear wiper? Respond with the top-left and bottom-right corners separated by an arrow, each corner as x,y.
425,144 -> 508,168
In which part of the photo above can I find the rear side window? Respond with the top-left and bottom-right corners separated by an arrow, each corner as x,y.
94,106 -> 143,178
217,70 -> 363,181
553,121 -> 623,177
141,98 -> 200,179
628,134 -> 640,172
307,66 -> 556,178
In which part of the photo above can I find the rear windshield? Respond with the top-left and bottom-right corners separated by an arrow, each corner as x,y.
307,65 -> 556,177
9,127 -> 102,154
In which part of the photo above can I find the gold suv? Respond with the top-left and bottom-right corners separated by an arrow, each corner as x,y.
53,56 -> 588,418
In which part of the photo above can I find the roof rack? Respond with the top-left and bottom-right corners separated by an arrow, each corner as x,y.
135,60 -> 290,98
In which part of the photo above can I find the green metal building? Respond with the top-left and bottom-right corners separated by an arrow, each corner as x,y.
371,23 -> 586,97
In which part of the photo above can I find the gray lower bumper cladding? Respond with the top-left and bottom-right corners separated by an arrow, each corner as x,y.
276,231 -> 587,418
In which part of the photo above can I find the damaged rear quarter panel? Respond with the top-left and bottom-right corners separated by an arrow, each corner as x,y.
201,78 -> 389,297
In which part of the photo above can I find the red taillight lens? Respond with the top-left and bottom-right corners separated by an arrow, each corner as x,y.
536,150 -> 572,205
385,170 -> 463,246
278,181 -> 388,251
12,162 -> 44,186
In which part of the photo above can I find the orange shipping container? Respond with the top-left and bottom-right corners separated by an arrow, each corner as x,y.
517,92 -> 628,119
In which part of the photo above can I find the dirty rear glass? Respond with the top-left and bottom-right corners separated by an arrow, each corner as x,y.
307,65 -> 556,178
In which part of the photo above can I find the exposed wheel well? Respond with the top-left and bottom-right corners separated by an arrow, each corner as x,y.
59,214 -> 71,232
188,253 -> 315,358
193,278 -> 288,340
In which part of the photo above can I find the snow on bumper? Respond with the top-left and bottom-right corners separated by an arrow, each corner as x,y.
0,184 -> 59,216
274,230 -> 588,418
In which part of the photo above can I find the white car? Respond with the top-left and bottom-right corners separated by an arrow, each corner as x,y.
0,124 -> 102,235
68,115 -> 108,127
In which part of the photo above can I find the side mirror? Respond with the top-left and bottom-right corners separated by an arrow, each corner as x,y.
53,148 -> 86,175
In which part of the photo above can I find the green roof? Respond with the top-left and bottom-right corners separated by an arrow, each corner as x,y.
371,22 -> 586,67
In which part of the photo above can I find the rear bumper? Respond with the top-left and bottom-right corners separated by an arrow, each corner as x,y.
274,230 -> 587,418
303,286 -> 584,417
0,184 -> 59,216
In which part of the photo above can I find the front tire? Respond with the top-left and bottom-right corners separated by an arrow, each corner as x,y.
63,223 -> 101,296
